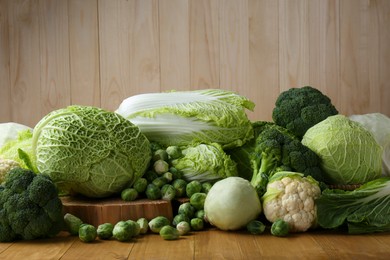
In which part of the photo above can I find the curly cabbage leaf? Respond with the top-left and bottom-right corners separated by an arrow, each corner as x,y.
115,89 -> 254,149
32,105 -> 151,198
316,177 -> 390,234
302,115 -> 382,185
170,143 -> 237,183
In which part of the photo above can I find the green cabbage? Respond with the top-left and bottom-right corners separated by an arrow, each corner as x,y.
115,89 -> 254,149
170,143 -> 237,182
302,115 -> 382,185
32,105 -> 151,198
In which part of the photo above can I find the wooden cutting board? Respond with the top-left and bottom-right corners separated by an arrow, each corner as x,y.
61,196 -> 174,227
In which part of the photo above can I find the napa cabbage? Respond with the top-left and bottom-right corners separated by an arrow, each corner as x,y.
32,105 -> 152,198
302,115 -> 382,185
115,89 -> 254,149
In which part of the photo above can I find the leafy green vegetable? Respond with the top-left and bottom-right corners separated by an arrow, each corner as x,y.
171,143 -> 238,183
271,219 -> 289,237
272,86 -> 338,138
302,115 -> 382,185
79,224 -> 97,243
32,105 -> 151,198
246,220 -> 266,235
159,225 -> 179,240
0,129 -> 37,172
349,113 -> 390,177
64,213 -> 84,236
0,123 -> 32,148
97,223 -> 114,240
115,89 -> 255,149
316,177 -> 390,234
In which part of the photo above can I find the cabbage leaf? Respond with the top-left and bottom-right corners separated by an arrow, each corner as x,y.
115,89 -> 254,149
316,177 -> 390,234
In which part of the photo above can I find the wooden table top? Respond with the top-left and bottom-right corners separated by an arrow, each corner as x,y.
0,228 -> 389,260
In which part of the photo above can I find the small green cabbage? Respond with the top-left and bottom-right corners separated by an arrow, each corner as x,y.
302,115 -> 382,185
32,105 -> 151,198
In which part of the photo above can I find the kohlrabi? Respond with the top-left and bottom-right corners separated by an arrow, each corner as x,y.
32,105 -> 152,198
115,89 -> 255,149
302,115 -> 382,185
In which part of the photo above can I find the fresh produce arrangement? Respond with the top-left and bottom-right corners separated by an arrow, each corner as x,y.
0,87 -> 389,244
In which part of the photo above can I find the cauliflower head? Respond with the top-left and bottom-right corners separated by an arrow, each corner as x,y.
261,171 -> 321,232
0,158 -> 20,184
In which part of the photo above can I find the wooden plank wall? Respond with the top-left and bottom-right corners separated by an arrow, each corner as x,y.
0,0 -> 389,128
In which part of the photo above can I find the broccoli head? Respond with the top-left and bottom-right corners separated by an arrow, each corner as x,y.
272,86 -> 338,138
0,167 -> 64,242
250,122 -> 324,197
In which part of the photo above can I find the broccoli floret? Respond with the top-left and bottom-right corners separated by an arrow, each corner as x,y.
272,86 -> 338,138
0,167 -> 64,242
250,123 -> 324,197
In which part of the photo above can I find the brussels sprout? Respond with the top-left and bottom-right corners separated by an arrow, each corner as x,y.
172,178 -> 187,198
145,183 -> 162,200
79,224 -> 97,243
133,178 -> 148,193
153,149 -> 168,162
161,184 -> 176,201
126,220 -> 141,236
162,172 -> 173,182
172,213 -> 190,226
166,146 -> 182,160
152,176 -> 168,188
201,182 -> 213,194
190,192 -> 207,210
154,160 -> 169,174
137,218 -> 149,234
195,209 -> 205,220
176,221 -> 191,236
149,216 -> 171,233
97,223 -> 114,240
186,180 -> 202,197
178,202 -> 195,218
190,218 -> 204,231
271,219 -> 289,237
246,220 -> 266,235
121,188 -> 138,201
159,225 -> 179,240
170,167 -> 183,180
113,221 -> 134,242
64,213 -> 83,236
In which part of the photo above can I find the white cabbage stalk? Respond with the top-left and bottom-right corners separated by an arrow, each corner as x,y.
115,89 -> 255,149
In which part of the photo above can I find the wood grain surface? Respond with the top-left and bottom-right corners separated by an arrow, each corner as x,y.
1,0 -> 390,127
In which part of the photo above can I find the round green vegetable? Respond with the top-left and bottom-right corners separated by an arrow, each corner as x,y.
195,209 -> 205,220
190,192 -> 206,210
201,182 -> 213,194
176,221 -> 191,236
190,218 -> 204,231
166,146 -> 182,160
145,183 -> 162,200
121,188 -> 138,201
204,177 -> 262,231
148,216 -> 171,233
246,220 -> 266,235
172,214 -> 190,226
172,179 -> 187,198
154,160 -> 169,174
152,176 -> 168,188
137,218 -> 149,234
97,223 -> 114,240
161,184 -> 176,201
112,221 -> 134,242
32,105 -> 151,198
186,180 -> 202,197
271,219 -> 289,237
125,220 -> 141,236
178,202 -> 196,218
302,115 -> 382,184
133,178 -> 148,193
153,149 -> 168,162
159,225 -> 179,240
79,224 -> 97,243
